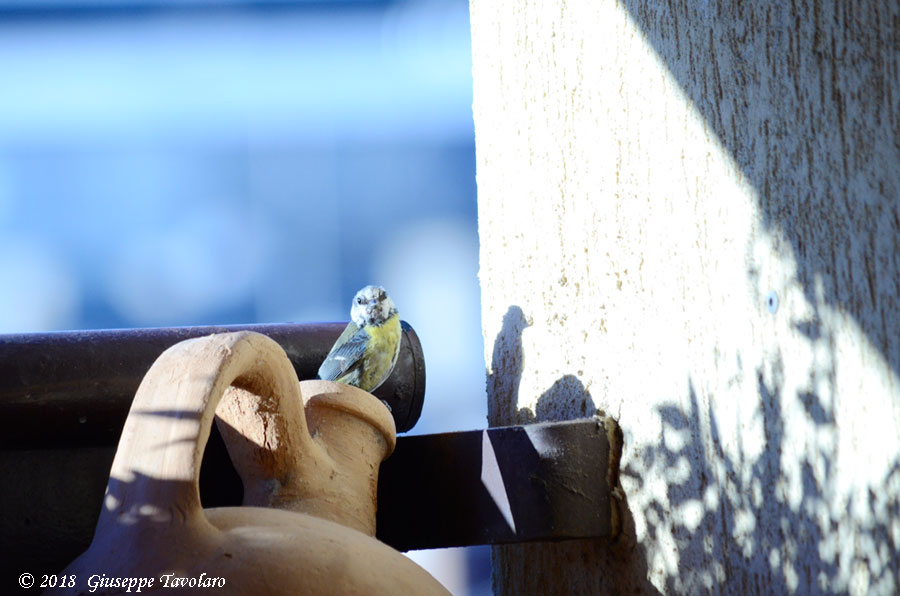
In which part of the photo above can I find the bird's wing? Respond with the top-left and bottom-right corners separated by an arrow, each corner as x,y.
317,322 -> 369,382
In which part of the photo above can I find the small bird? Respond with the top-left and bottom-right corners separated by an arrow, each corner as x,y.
317,285 -> 402,393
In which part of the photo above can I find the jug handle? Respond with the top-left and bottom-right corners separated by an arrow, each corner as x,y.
94,331 -> 322,542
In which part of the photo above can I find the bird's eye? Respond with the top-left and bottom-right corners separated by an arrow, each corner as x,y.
356,297 -> 364,304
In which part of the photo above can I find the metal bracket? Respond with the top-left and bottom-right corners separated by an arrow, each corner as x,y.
378,417 -> 621,550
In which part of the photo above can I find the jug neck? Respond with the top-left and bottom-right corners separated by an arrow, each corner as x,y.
301,386 -> 396,536
219,380 -> 396,537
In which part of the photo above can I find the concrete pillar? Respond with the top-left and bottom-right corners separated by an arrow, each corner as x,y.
471,1 -> 900,593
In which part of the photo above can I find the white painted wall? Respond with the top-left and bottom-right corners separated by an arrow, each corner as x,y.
471,1 -> 900,594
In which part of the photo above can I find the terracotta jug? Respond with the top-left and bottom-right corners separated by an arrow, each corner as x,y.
46,331 -> 450,595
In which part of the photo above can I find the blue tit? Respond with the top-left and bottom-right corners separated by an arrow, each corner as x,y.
317,285 -> 402,393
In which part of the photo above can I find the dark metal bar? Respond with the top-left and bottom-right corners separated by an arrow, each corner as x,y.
0,321 -> 426,445
376,418 -> 616,550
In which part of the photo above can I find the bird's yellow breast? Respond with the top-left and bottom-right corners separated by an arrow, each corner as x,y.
359,314 -> 401,390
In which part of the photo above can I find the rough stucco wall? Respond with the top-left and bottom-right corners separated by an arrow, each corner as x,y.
471,1 -> 900,594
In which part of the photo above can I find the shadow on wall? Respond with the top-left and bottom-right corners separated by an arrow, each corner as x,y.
629,369 -> 900,593
487,305 -> 529,426
488,305 -> 663,594
611,6 -> 900,590
620,1 -> 900,379
488,305 -> 602,424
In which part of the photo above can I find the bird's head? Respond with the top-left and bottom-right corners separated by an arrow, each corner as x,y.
350,285 -> 398,327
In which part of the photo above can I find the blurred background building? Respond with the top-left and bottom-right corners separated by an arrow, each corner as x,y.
0,1 -> 489,593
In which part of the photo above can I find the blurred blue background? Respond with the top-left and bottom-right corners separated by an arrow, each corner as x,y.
0,1 -> 489,593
